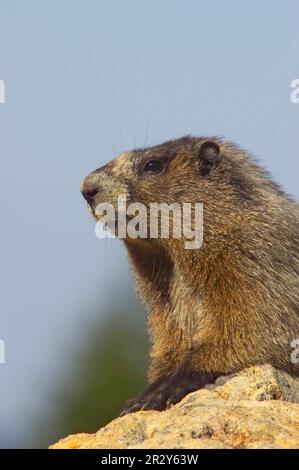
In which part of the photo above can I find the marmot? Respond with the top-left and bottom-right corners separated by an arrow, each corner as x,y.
81,135 -> 299,415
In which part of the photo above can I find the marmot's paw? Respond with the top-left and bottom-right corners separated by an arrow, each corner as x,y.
119,368 -> 220,416
119,387 -> 170,416
119,381 -> 167,416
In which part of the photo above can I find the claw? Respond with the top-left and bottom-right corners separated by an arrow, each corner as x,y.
119,369 -> 220,416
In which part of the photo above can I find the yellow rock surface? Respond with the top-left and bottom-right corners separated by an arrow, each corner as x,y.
50,365 -> 299,449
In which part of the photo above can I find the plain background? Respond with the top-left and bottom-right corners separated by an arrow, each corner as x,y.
0,0 -> 298,447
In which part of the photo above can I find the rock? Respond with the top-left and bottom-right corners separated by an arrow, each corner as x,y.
50,365 -> 299,449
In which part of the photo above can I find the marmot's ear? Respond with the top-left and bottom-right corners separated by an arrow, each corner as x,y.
197,140 -> 221,176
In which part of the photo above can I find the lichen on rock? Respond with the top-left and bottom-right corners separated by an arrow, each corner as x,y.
50,365 -> 299,449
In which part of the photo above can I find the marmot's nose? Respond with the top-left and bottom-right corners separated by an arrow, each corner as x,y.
81,168 -> 105,204
81,187 -> 98,204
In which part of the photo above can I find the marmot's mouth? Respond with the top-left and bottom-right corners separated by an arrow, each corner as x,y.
88,204 -> 134,224
93,209 -> 106,221
87,204 -> 104,221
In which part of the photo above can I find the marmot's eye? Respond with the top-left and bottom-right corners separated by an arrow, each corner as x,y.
142,159 -> 165,175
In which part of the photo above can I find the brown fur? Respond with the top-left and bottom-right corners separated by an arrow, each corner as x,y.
81,135 -> 299,413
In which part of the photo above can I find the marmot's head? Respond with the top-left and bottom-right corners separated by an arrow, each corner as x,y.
81,135 -> 260,246
81,136 -> 227,206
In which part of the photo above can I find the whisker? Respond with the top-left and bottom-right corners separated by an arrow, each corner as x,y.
109,137 -> 117,158
120,129 -> 123,153
144,117 -> 149,148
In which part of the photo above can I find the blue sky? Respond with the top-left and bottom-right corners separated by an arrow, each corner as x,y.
0,0 -> 298,447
